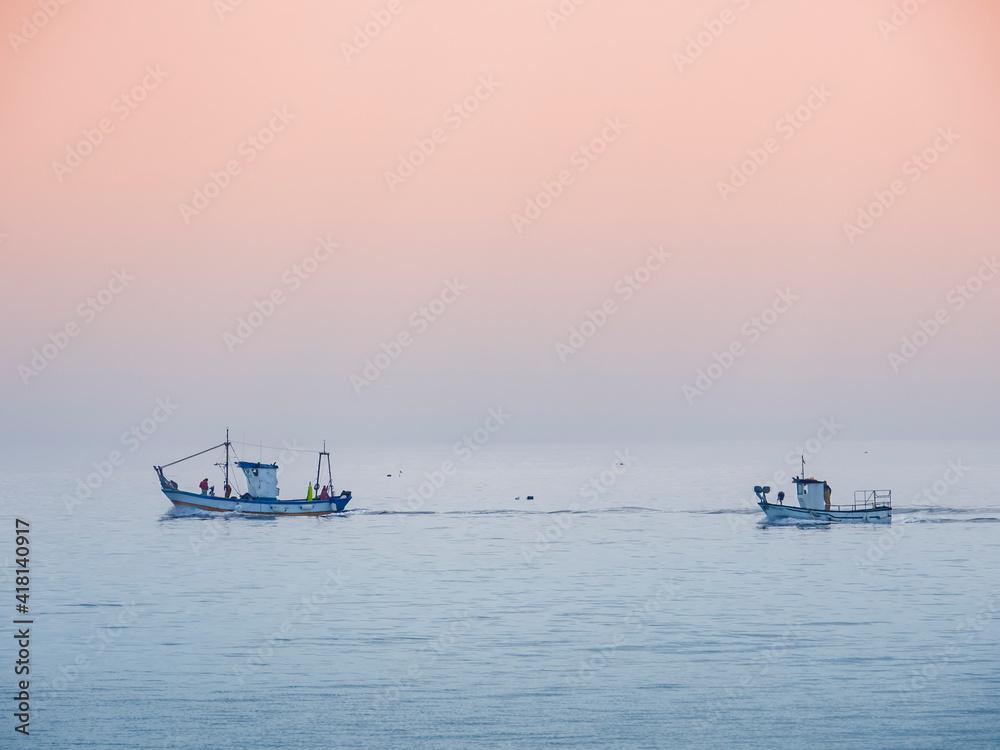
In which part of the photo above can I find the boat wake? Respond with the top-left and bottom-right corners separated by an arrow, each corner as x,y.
159,506 -> 278,521
159,504 -> 1000,523
758,516 -> 834,527
897,511 -> 1000,524
161,506 -> 215,518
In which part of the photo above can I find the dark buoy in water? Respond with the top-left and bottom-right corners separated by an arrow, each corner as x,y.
526,495 -> 534,500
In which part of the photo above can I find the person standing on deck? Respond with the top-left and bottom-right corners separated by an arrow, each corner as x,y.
199,478 -> 209,495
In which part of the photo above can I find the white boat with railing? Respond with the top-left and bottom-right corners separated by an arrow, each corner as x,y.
754,457 -> 891,524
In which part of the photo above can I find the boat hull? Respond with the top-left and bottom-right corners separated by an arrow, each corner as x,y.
758,501 -> 890,524
163,489 -> 351,515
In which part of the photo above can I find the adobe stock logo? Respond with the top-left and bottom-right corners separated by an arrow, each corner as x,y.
546,0 -> 590,31
683,289 -> 798,404
52,66 -> 169,183
18,269 -> 135,386
887,256 -> 998,373
673,0 -> 755,72
224,236 -> 338,353
178,108 -> 295,223
555,246 -> 670,363
843,127 -> 959,244
340,0 -> 408,63
384,76 -> 501,192
7,0 -> 73,54
393,409 -> 511,515
716,85 -> 833,202
350,279 -> 467,394
878,0 -> 931,39
213,0 -> 246,21
510,117 -> 627,234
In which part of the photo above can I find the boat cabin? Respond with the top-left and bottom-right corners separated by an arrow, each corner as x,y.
795,477 -> 831,511
237,461 -> 279,499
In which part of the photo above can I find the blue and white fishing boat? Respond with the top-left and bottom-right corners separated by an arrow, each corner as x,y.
754,457 -> 890,524
154,432 -> 351,515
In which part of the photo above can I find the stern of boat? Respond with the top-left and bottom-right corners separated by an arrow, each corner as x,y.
333,490 -> 352,512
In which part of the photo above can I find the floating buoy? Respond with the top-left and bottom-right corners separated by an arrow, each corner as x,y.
526,495 -> 534,500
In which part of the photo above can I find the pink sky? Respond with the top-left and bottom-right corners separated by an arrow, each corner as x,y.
2,0 -> 999,447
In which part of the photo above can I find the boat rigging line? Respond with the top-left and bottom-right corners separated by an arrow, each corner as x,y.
229,440 -> 331,454
158,442 -> 227,469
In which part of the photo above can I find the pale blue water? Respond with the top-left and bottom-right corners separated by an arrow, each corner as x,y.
4,441 -> 999,749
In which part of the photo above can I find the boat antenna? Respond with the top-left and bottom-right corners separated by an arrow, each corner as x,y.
214,429 -> 232,493
801,454 -> 805,479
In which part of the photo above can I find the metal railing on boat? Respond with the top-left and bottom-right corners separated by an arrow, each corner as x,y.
841,489 -> 892,511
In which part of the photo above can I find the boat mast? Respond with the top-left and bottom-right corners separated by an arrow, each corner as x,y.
225,428 -> 230,491
315,440 -> 333,492
801,454 -> 805,479
315,443 -> 323,491
325,440 -> 333,491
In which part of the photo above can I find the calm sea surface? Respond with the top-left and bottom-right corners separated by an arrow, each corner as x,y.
3,440 -> 999,749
